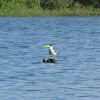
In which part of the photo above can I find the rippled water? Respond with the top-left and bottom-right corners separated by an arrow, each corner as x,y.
0,16 -> 100,100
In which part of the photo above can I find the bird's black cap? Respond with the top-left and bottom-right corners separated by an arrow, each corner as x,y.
49,45 -> 52,46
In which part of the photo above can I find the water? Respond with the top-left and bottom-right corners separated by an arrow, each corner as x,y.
0,16 -> 100,100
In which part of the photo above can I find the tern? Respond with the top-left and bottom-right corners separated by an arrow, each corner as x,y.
44,45 -> 57,59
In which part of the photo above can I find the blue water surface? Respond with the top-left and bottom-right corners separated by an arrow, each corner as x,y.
0,16 -> 100,100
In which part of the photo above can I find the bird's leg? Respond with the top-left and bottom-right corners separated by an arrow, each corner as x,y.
50,55 -> 53,59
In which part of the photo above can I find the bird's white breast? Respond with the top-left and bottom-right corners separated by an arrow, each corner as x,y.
49,47 -> 57,55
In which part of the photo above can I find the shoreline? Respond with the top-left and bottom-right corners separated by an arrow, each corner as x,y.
0,1 -> 100,17
0,7 -> 100,17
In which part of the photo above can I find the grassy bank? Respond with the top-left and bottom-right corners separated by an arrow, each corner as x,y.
1,7 -> 100,17
0,1 -> 100,16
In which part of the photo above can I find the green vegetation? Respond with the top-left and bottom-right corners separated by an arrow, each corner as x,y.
0,0 -> 100,16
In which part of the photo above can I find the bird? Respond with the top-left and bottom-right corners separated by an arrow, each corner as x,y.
44,45 -> 57,59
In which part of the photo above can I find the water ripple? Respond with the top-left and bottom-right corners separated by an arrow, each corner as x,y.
0,16 -> 100,100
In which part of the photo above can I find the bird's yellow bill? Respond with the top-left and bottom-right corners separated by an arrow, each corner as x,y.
44,45 -> 50,47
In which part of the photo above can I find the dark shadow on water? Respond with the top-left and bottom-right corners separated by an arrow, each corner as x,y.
31,61 -> 42,64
